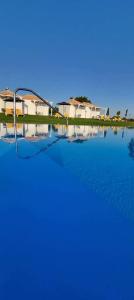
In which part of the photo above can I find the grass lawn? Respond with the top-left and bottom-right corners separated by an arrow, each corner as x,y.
0,113 -> 134,127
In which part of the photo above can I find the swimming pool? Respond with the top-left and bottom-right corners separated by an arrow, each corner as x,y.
0,123 -> 134,299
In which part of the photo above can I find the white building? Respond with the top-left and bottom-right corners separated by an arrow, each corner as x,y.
58,98 -> 104,119
57,102 -> 75,118
0,89 -> 49,116
21,94 -> 49,116
0,89 -> 23,115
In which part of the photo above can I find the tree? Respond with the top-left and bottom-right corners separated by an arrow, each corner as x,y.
75,96 -> 92,103
53,106 -> 58,115
116,111 -> 121,117
125,109 -> 128,118
106,107 -> 110,116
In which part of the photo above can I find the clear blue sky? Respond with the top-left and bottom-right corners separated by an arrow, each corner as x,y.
0,0 -> 134,115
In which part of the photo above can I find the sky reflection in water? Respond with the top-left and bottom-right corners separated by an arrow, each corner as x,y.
0,123 -> 134,300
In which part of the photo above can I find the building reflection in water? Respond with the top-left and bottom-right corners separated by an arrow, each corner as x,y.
0,123 -> 132,167
0,123 -> 49,144
53,125 -> 106,142
0,123 -> 126,145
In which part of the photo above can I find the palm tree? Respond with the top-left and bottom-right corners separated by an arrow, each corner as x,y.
125,109 -> 128,118
106,107 -> 110,116
116,111 -> 121,117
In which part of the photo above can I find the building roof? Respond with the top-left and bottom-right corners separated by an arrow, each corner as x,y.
0,88 -> 14,97
0,88 -> 22,101
0,89 -> 49,104
21,94 -> 40,101
68,98 -> 95,108
57,99 -> 101,109
21,94 -> 49,105
57,101 -> 70,105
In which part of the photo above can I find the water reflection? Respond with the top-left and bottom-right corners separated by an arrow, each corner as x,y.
1,123 -> 134,220
128,138 -> 134,160
0,123 -> 126,145
0,123 -> 49,143
54,125 -> 106,142
0,123 -> 132,161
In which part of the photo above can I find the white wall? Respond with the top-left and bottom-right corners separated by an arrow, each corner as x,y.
36,104 -> 49,116
76,107 -> 101,119
75,107 -> 86,118
0,99 -> 24,113
0,98 -> 5,113
90,109 -> 101,118
58,104 -> 101,119
23,101 -> 49,116
58,105 -> 75,117
5,101 -> 23,111
24,101 -> 36,115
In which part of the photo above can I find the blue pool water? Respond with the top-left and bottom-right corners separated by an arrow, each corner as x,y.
0,123 -> 134,299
